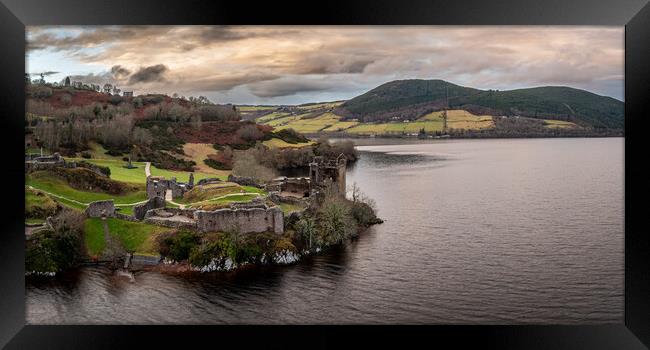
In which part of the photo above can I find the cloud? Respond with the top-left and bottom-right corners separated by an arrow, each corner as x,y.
30,71 -> 59,76
110,65 -> 131,79
190,72 -> 279,92
128,64 -> 169,84
68,72 -> 113,85
25,26 -> 624,103
247,78 -> 335,97
295,56 -> 375,74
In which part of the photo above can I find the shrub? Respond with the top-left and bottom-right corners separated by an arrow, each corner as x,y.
236,124 -> 264,142
157,230 -> 200,261
40,167 -> 131,195
60,93 -> 72,106
204,158 -> 229,170
25,189 -> 60,220
25,209 -> 84,273
105,149 -> 123,156
30,86 -> 53,98
273,128 -> 308,144
295,215 -> 317,249
81,151 -> 91,159
317,193 -> 356,245
189,239 -> 230,267
232,151 -> 276,183
109,95 -> 124,105
77,160 -> 111,177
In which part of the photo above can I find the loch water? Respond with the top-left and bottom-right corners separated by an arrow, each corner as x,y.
26,137 -> 624,324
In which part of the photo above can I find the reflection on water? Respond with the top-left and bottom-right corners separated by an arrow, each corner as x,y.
27,138 -> 624,324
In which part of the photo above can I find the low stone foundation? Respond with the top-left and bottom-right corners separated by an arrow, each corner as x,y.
227,174 -> 260,187
114,212 -> 139,222
133,197 -> 166,220
85,200 -> 115,218
269,192 -> 308,206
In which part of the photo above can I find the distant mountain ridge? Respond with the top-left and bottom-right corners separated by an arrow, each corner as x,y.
337,79 -> 623,129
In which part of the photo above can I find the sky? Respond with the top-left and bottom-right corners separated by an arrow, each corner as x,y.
26,26 -> 624,104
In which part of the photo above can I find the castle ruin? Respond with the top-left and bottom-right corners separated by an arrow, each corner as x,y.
309,154 -> 347,195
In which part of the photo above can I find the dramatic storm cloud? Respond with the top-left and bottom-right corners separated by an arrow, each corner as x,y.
26,26 -> 624,104
128,64 -> 169,84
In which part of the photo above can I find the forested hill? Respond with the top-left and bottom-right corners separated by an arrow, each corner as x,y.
337,79 -> 624,129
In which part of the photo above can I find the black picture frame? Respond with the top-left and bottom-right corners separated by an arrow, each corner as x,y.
1,0 -> 648,348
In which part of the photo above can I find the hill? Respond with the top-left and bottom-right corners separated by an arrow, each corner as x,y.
337,79 -> 624,129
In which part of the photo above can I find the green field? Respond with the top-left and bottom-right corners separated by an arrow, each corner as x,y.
26,173 -> 147,206
262,138 -> 314,148
272,113 -> 342,133
237,105 -> 277,112
84,217 -> 171,256
149,165 -> 220,183
258,109 -> 497,135
543,119 -> 579,128
67,157 -> 221,184
68,158 -> 148,184
277,202 -> 306,214
265,114 -> 303,127
256,111 -> 291,123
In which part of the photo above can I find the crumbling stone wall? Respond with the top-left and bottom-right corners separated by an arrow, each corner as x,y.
282,178 -> 310,196
133,197 -> 166,220
227,174 -> 260,187
269,192 -> 307,206
144,207 -> 196,220
141,205 -> 284,234
196,178 -> 222,186
229,196 -> 267,209
266,177 -> 310,197
85,200 -> 115,218
143,208 -> 198,230
309,155 -> 347,194
146,176 -> 189,200
195,207 -> 283,234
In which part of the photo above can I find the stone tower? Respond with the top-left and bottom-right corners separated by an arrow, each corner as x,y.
309,154 -> 347,195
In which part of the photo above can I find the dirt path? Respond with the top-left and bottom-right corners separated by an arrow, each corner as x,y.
145,162 -> 151,177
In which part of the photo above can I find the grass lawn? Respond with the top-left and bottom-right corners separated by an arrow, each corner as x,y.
178,183 -> 247,204
54,197 -> 87,211
26,173 -> 147,205
67,156 -> 226,185
68,157 -> 147,184
149,165 -> 222,183
278,202 -> 306,214
84,218 -> 171,256
187,193 -> 260,209
25,218 -> 45,225
115,205 -> 135,216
